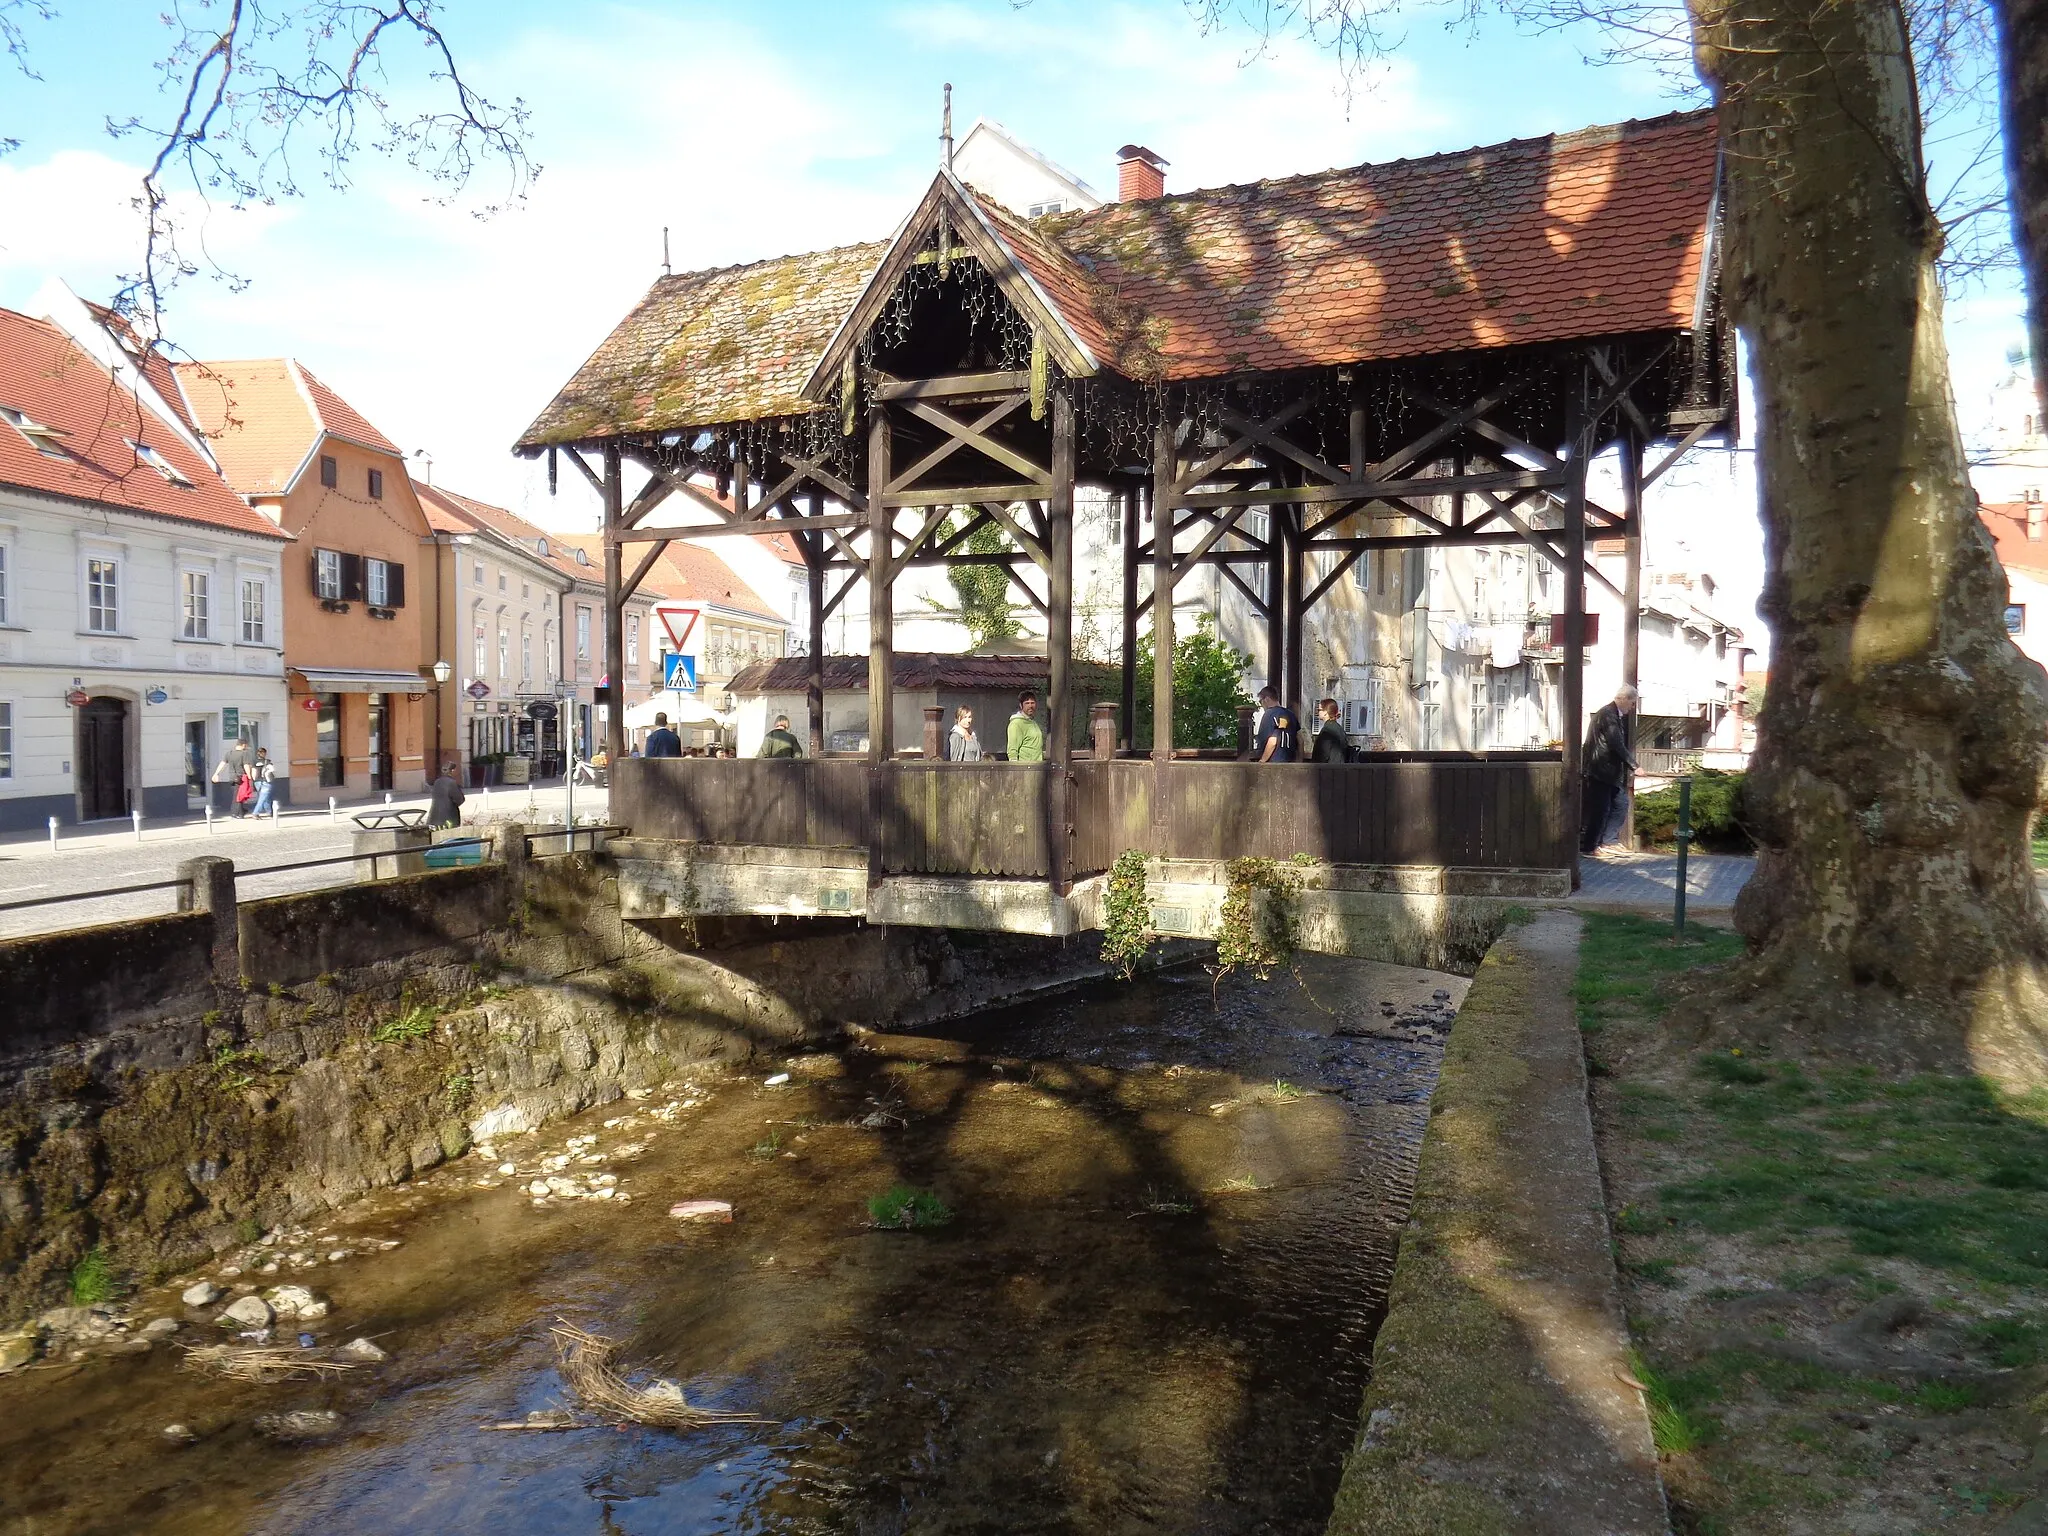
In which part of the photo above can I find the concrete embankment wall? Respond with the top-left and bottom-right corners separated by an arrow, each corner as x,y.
1323,910 -> 1669,1536
0,835 -> 1129,1323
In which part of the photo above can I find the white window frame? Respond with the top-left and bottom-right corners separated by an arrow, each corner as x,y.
240,575 -> 267,644
1420,680 -> 1442,751
315,548 -> 344,600
0,699 -> 11,777
181,567 -> 211,640
365,558 -> 389,607
1355,676 -> 1383,736
472,612 -> 487,678
497,625 -> 509,681
544,620 -> 557,679
521,624 -> 532,681
626,613 -> 639,668
0,535 -> 10,626
575,607 -> 591,661
85,554 -> 120,634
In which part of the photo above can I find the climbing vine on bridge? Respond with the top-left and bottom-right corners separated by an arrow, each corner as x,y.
1101,850 -> 1153,980
1214,857 -> 1303,985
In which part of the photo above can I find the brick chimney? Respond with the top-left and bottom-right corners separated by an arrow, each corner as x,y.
1117,144 -> 1168,202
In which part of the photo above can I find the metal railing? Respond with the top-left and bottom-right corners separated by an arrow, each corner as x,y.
521,823 -> 626,855
0,874 -> 195,916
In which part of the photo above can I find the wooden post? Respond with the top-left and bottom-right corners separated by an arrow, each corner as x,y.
805,490 -> 827,757
1561,375 -> 1590,888
1282,501 -> 1305,715
1046,390 -> 1076,893
867,408 -> 893,763
1120,484 -> 1139,751
1264,474 -> 1285,697
922,705 -> 944,760
1619,431 -> 1644,850
1090,701 -> 1117,759
1151,421 -> 1178,762
602,442 -> 626,766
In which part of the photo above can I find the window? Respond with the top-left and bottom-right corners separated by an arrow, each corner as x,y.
1535,556 -> 1551,602
241,577 -> 265,643
1469,686 -> 1487,751
498,571 -> 507,592
0,700 -> 10,777
1491,675 -> 1512,746
367,467 -> 384,499
1027,199 -> 1066,217
474,561 -> 485,586
367,558 -> 389,607
86,557 -> 119,632
626,614 -> 639,667
1355,676 -> 1384,736
473,621 -> 487,678
315,548 -> 343,599
129,440 -> 192,487
1354,551 -> 1371,592
2,406 -> 69,458
498,628 -> 509,680
544,620 -> 556,678
576,607 -> 591,660
181,569 -> 210,639
1244,511 -> 1270,601
0,542 -> 8,624
521,581 -> 530,600
521,626 -> 532,681
536,537 -> 549,558
1420,681 -> 1442,750
319,454 -> 338,488
2007,603 -> 2027,635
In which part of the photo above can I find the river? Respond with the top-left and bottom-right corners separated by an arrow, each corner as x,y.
0,953 -> 1464,1535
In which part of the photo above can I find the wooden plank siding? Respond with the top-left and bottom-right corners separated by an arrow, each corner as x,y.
614,754 -> 1569,879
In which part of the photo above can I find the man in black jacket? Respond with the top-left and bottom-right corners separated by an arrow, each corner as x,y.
1580,685 -> 1639,854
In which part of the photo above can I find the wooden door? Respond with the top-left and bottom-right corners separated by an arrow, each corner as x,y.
78,696 -> 129,820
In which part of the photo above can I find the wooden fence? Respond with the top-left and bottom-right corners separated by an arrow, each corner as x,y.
614,752 -> 1569,882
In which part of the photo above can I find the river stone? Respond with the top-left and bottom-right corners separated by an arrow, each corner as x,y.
668,1200 -> 734,1223
0,1329 -> 37,1373
141,1317 -> 181,1338
337,1337 -> 388,1363
265,1285 -> 322,1318
181,1281 -> 224,1308
220,1295 -> 273,1328
254,1409 -> 343,1443
162,1423 -> 199,1445
544,1177 -> 584,1199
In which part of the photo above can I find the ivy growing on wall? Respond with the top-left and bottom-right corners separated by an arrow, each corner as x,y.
1100,850 -> 1153,980
1214,857 -> 1302,984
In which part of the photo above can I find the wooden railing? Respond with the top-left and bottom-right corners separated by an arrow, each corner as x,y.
614,752 -> 1570,883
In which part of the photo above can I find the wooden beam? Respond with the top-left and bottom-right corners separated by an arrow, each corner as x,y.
889,393 -> 1034,492
1121,486 -> 1139,750
560,446 -> 605,498
621,471 -> 673,530
821,569 -> 862,621
1642,420 -> 1716,490
874,369 -> 1031,401
1561,372 -> 1590,888
601,444 -> 626,765
1179,466 -> 1566,510
1303,546 -> 1364,609
1175,398 -> 1309,493
1151,421 -> 1177,762
976,500 -> 1052,575
1047,390 -> 1076,890
1218,406 -> 1348,489
805,495 -> 826,755
614,514 -> 865,542
883,482 -> 1050,508
780,453 -> 869,513
620,538 -> 669,601
866,409 -> 893,771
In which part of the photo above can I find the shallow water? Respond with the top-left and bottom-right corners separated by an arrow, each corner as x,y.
0,955 -> 1463,1536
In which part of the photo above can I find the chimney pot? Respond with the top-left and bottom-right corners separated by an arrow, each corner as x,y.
2030,502 -> 2044,541
1117,144 -> 1168,202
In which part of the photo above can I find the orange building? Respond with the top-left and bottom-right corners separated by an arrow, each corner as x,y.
174,359 -> 434,801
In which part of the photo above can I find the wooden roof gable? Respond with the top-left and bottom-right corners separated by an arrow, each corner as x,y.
800,170 -> 1103,404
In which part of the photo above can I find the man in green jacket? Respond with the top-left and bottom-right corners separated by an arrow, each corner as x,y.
757,713 -> 804,759
1006,691 -> 1045,762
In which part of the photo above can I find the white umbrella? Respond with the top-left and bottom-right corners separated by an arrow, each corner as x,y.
623,693 -> 726,731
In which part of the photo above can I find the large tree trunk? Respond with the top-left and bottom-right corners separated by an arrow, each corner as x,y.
1689,0 -> 2048,1084
2003,0 -> 2048,419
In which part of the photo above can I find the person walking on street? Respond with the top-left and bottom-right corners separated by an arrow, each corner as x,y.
948,706 -> 983,762
427,761 -> 466,830
1580,685 -> 1639,854
210,737 -> 250,815
643,713 -> 683,759
1253,687 -> 1301,763
1007,691 -> 1045,762
758,714 -> 804,759
1310,698 -> 1349,763
249,749 -> 277,816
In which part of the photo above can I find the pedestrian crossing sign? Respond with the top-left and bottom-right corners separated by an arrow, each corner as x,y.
664,653 -> 697,692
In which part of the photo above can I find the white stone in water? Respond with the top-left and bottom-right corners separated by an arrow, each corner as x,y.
469,1104 -> 533,1142
378,1240 -> 401,1251
764,1073 -> 791,1086
327,1250 -> 350,1262
181,1281 -> 224,1307
337,1337 -> 388,1363
527,1181 -> 550,1197
497,1164 -> 517,1177
220,1295 -> 273,1328
590,1187 -> 614,1200
266,1285 -> 321,1318
593,1174 -> 618,1187
544,1177 -> 584,1199
141,1317 -> 180,1338
218,1265 -> 241,1278
541,1154 -> 570,1173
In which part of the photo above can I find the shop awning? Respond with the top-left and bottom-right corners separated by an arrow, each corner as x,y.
292,667 -> 433,695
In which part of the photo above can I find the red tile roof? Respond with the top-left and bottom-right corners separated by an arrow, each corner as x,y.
640,541 -> 780,621
0,307 -> 286,540
520,110 -> 1719,438
80,302 -> 202,436
173,357 -> 402,495
1983,502 -> 2048,576
417,482 -> 627,589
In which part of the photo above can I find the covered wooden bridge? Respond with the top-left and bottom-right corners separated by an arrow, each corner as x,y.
515,108 -> 1733,936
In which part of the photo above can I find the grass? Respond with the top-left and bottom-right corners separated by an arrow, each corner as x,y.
212,1043 -> 265,1090
1578,910 -> 2048,1531
371,1004 -> 440,1044
1209,1173 -> 1268,1194
750,1130 -> 784,1160
1265,1079 -> 1309,1104
2033,833 -> 2048,870
867,1185 -> 953,1230
68,1246 -> 118,1306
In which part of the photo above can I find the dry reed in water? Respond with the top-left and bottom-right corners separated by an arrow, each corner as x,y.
181,1344 -> 360,1383
549,1321 -> 763,1428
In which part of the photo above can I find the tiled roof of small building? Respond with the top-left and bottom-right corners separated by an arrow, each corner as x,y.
517,240 -> 890,448
521,109 -> 1718,440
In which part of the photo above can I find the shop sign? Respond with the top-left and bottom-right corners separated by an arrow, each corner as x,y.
145,686 -> 168,705
222,706 -> 240,740
65,688 -> 90,708
465,679 -> 491,700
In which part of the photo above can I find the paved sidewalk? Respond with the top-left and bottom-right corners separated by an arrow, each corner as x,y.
1571,849 -> 1755,911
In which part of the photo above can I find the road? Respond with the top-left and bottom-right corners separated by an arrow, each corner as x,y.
0,782 -> 609,941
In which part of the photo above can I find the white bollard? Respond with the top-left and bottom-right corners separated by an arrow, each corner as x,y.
205,805 -> 214,834
481,785 -> 490,813
328,796 -> 337,822
47,815 -> 58,853
384,791 -> 393,806
271,801 -> 280,828
132,809 -> 142,842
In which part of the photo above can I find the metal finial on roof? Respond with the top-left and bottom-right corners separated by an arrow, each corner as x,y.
941,83 -> 953,173
663,226 -> 671,277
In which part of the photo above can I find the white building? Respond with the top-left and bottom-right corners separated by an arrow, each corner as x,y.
0,303 -> 291,831
951,119 -> 1104,218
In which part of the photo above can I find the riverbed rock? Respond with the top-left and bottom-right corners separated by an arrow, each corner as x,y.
0,1328 -> 38,1373
544,1176 -> 584,1199
181,1281 -> 224,1307
336,1337 -> 388,1363
254,1409 -> 343,1443
141,1317 -> 181,1338
220,1295 -> 273,1328
668,1200 -> 733,1223
265,1285 -> 322,1319
162,1423 -> 199,1445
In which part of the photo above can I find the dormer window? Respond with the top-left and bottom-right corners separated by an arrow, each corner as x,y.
1026,200 -> 1066,217
536,537 -> 549,558
1,406 -> 69,458
575,547 -> 590,566
128,440 -> 193,487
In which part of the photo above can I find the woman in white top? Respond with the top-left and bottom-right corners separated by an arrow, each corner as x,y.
947,706 -> 983,762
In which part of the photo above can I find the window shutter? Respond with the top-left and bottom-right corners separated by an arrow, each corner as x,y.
310,552 -> 324,595
387,562 -> 405,608
341,553 -> 366,602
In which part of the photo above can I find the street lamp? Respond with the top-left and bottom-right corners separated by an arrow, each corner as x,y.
428,659 -> 453,778
431,659 -> 453,685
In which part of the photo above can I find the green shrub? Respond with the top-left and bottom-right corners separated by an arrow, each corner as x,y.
69,1246 -> 118,1305
1634,768 -> 1752,853
372,1005 -> 440,1044
1100,850 -> 1153,980
867,1185 -> 953,1230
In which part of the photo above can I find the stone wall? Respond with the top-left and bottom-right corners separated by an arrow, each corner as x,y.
237,865 -> 510,986
0,911 -> 217,1062
0,835 -> 1137,1322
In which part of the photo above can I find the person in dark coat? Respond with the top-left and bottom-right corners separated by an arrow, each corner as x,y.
758,714 -> 804,758
1310,698 -> 1350,763
1252,687 -> 1301,763
643,712 -> 683,758
426,762 -> 465,830
1580,685 -> 1639,854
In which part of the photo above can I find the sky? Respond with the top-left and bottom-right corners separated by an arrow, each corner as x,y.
0,0 -> 2034,649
